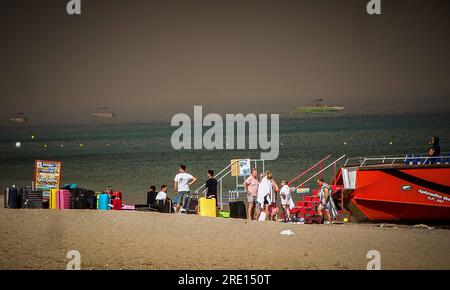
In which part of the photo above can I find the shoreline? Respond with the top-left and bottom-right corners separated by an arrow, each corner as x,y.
1,207 -> 449,270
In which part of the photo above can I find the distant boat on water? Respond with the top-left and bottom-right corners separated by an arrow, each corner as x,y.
91,107 -> 117,119
296,98 -> 344,113
9,113 -> 28,124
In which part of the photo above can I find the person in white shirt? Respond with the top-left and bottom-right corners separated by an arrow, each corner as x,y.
279,180 -> 292,222
155,184 -> 168,201
173,164 -> 197,213
256,171 -> 274,221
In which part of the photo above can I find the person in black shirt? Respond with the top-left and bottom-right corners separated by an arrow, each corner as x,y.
205,170 -> 218,207
147,185 -> 157,208
428,136 -> 441,157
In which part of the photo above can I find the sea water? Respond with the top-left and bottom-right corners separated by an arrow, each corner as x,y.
0,114 -> 448,204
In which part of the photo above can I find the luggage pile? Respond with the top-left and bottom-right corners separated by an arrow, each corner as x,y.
3,184 -> 126,211
4,185 -> 250,221
4,186 -> 43,209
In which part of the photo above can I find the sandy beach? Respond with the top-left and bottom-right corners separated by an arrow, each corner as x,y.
1,206 -> 449,270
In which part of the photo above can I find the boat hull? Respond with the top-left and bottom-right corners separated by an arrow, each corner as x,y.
344,165 -> 450,221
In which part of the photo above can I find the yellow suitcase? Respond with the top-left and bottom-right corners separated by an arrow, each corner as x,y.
49,188 -> 58,210
199,197 -> 216,217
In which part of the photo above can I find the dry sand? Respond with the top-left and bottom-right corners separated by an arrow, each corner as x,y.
0,206 -> 449,270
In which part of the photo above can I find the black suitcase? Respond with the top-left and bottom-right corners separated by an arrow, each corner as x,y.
84,189 -> 96,209
156,199 -> 172,213
70,188 -> 87,209
22,190 -> 43,209
184,194 -> 198,214
229,201 -> 247,219
4,187 -> 19,208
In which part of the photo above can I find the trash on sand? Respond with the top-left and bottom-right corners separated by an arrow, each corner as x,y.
280,230 -> 295,236
376,224 -> 398,229
413,224 -> 435,230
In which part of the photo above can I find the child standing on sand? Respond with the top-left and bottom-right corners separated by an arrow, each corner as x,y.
174,164 -> 197,213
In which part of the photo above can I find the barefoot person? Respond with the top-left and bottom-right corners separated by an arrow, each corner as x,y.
256,171 -> 274,221
316,178 -> 337,224
269,178 -> 279,221
279,180 -> 291,222
174,164 -> 197,213
243,168 -> 259,220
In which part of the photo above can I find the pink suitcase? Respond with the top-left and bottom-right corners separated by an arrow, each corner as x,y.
56,189 -> 71,209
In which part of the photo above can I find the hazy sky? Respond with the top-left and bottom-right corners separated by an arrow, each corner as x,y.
1,0 -> 449,123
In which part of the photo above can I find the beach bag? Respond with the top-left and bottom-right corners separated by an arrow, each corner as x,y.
63,184 -> 78,189
258,212 -> 266,221
219,211 -> 230,218
269,203 -> 279,216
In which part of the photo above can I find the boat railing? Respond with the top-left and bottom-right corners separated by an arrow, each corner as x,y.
293,155 -> 347,190
288,155 -> 332,187
344,152 -> 450,167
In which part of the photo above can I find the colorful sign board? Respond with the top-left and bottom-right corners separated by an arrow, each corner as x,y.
34,160 -> 62,196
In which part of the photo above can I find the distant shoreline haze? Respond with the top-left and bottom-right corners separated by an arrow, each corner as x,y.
0,103 -> 449,126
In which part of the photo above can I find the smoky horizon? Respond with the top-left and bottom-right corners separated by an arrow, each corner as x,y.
1,0 -> 450,124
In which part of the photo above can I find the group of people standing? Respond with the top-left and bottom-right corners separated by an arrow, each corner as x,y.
244,168 -> 338,223
147,164 -> 217,213
243,168 -> 293,222
147,164 -> 337,223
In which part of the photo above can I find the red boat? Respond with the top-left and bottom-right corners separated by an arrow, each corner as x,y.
289,154 -> 450,222
334,154 -> 450,222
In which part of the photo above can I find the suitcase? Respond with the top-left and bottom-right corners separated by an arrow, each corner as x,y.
156,199 -> 172,213
185,195 -> 198,214
97,193 -> 111,210
16,188 -> 24,208
110,192 -> 123,210
199,197 -> 216,217
84,190 -> 96,209
56,189 -> 71,210
112,198 -> 122,210
229,201 -> 247,219
49,188 -> 58,209
22,190 -> 43,209
4,187 -> 20,208
70,188 -> 88,209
